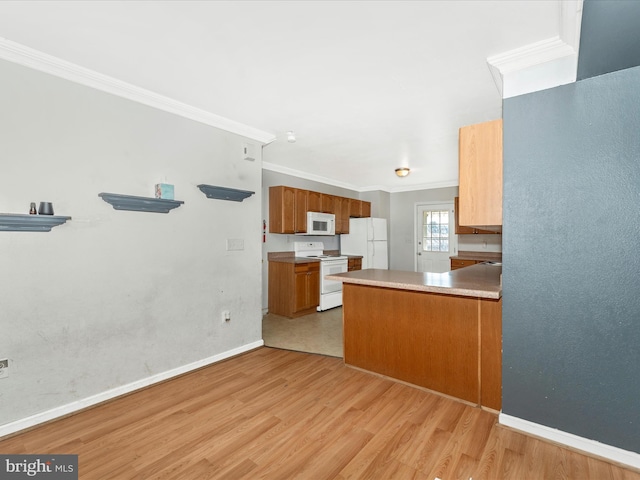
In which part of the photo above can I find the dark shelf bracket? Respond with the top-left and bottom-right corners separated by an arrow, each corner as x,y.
0,213 -> 72,232
197,184 -> 254,202
98,193 -> 184,213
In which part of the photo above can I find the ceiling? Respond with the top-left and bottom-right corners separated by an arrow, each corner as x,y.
0,1 -> 574,192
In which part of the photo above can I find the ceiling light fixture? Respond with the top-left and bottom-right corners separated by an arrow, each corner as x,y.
286,131 -> 296,143
395,167 -> 410,177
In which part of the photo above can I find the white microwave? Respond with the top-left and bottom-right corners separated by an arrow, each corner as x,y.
299,211 -> 335,236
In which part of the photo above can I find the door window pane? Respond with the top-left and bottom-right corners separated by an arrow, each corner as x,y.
422,210 -> 450,252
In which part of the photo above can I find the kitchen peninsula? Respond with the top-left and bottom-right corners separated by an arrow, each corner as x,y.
327,263 -> 502,410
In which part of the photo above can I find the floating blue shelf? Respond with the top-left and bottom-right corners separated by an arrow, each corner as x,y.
0,213 -> 72,232
98,193 -> 184,213
197,184 -> 254,202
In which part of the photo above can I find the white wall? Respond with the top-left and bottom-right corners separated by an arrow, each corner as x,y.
0,59 -> 263,429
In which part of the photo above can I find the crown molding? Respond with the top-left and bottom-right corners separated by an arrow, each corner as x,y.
0,37 -> 276,144
262,161 -> 362,191
487,36 -> 577,98
262,161 -> 457,194
383,179 -> 459,194
487,0 -> 583,99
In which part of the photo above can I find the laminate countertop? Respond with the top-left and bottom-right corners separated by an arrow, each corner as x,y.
327,262 -> 502,300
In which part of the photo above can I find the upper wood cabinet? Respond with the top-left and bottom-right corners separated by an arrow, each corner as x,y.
361,201 -> 371,218
321,194 -> 336,214
294,189 -> 308,233
269,186 -> 295,234
458,119 -> 502,230
340,197 -> 350,233
349,199 -> 371,218
454,197 -> 500,235
334,197 -> 350,234
269,186 -> 370,234
307,190 -> 322,213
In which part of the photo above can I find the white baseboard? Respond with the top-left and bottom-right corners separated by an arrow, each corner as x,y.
0,340 -> 264,439
499,413 -> 640,470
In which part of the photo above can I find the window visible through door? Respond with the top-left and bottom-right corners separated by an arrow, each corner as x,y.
416,203 -> 454,273
422,209 -> 450,252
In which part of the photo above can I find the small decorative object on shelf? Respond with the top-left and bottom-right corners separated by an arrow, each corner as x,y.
155,183 -> 175,200
197,184 -> 255,202
0,213 -> 71,232
98,192 -> 184,213
29,202 -> 37,214
38,202 -> 54,215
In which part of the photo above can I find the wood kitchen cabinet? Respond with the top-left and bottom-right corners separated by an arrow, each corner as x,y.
269,186 -> 370,234
454,197 -> 500,235
450,259 -> 479,270
342,282 -> 502,409
340,198 -> 351,233
349,199 -> 371,218
334,197 -> 350,234
269,186 -> 296,234
321,194 -> 336,214
308,190 -> 322,213
268,260 -> 320,318
458,119 -> 502,230
347,257 -> 362,271
294,189 -> 308,233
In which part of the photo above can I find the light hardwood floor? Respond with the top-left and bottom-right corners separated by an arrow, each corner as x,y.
1,347 -> 639,479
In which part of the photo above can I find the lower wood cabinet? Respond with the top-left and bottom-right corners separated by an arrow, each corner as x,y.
269,260 -> 320,318
451,259 -> 479,270
342,284 -> 502,410
347,257 -> 362,271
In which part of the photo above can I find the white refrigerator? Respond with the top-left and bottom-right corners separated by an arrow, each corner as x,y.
340,218 -> 388,269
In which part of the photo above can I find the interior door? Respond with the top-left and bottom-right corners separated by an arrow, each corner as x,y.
416,203 -> 456,273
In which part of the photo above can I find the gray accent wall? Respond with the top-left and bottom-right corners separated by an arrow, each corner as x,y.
577,0 -> 640,81
502,65 -> 640,453
0,59 -> 263,427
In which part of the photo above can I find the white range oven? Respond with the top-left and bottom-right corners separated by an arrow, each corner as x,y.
293,242 -> 348,311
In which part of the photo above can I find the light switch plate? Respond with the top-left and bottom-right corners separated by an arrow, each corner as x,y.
226,238 -> 244,251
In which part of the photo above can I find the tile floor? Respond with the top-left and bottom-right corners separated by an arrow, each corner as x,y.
262,307 -> 343,357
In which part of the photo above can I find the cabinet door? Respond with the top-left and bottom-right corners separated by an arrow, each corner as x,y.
348,258 -> 362,271
458,119 -> 502,228
308,191 -> 322,212
307,268 -> 320,308
294,263 -> 320,312
341,198 -> 350,233
269,186 -> 295,233
361,201 -> 371,218
349,199 -> 362,218
321,194 -> 336,214
295,189 -> 308,233
454,197 -> 476,234
334,197 -> 344,234
294,270 -> 309,312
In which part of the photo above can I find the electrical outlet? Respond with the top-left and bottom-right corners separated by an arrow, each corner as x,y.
221,310 -> 231,322
0,359 -> 9,379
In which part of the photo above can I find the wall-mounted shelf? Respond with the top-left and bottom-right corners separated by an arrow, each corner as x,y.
98,193 -> 184,213
197,184 -> 254,202
0,213 -> 72,232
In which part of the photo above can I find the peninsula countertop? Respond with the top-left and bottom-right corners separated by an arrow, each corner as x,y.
326,262 -> 502,299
